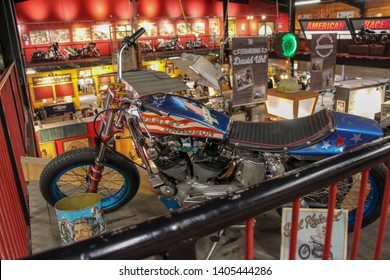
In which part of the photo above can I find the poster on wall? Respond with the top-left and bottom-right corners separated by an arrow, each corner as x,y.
92,25 -> 111,40
39,141 -> 57,159
30,30 -> 50,45
49,29 -> 70,43
309,33 -> 337,92
192,22 -> 205,34
159,23 -> 174,36
139,22 -> 158,37
231,36 -> 268,106
209,18 -> 220,43
116,24 -> 132,39
280,208 -> 348,260
177,23 -> 191,35
72,28 -> 91,42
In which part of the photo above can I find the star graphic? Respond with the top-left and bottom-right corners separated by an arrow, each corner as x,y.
321,140 -> 331,150
351,133 -> 362,144
336,135 -> 345,147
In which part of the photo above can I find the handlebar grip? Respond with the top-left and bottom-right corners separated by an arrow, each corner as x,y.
141,101 -> 170,117
123,27 -> 146,47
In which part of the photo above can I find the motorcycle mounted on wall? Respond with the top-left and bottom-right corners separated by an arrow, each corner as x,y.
31,42 -> 66,62
65,42 -> 101,59
185,35 -> 208,50
140,40 -> 155,53
39,28 -> 388,233
354,25 -> 389,46
156,35 -> 184,51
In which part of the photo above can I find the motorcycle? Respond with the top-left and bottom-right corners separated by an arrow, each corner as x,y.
156,36 -> 184,51
64,42 -> 101,59
140,40 -> 155,53
39,28 -> 387,233
31,42 -> 66,62
354,25 -> 389,46
298,236 -> 333,260
185,35 -> 208,50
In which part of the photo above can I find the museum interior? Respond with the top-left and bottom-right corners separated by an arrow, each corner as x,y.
0,0 -> 389,261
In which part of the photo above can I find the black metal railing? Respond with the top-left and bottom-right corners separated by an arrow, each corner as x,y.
27,135 -> 390,260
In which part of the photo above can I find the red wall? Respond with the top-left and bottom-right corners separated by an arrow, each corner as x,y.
15,0 -> 285,23
16,0 -> 289,62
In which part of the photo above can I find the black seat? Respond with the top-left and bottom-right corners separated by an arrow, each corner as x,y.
229,109 -> 337,152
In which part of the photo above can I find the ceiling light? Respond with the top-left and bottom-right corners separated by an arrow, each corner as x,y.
295,0 -> 321,6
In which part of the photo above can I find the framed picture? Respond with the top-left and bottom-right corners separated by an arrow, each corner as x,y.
336,100 -> 346,113
177,23 -> 191,35
280,208 -> 348,260
62,137 -> 90,153
139,22 -> 158,37
92,25 -> 111,40
116,24 -> 132,39
165,63 -> 174,75
192,22 -> 205,34
30,30 -> 50,45
234,67 -> 254,91
49,29 -> 70,43
209,18 -> 220,43
72,28 -> 91,42
159,23 -> 174,36
39,141 -> 57,159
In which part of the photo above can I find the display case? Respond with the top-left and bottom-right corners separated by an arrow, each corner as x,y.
265,89 -> 319,120
334,79 -> 387,119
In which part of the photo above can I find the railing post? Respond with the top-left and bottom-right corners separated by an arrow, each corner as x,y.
350,169 -> 370,259
289,199 -> 301,260
374,160 -> 390,259
245,218 -> 255,260
323,183 -> 337,260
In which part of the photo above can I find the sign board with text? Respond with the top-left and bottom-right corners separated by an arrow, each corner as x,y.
309,33 -> 337,92
231,36 -> 268,107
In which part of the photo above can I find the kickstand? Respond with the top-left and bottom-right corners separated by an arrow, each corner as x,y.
205,229 -> 225,260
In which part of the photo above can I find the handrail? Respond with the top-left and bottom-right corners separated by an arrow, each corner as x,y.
27,135 -> 390,260
0,62 -> 15,91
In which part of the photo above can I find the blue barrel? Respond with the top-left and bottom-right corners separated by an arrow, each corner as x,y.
54,193 -> 105,244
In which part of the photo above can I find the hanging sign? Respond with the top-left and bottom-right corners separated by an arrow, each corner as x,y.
299,18 -> 352,39
349,17 -> 390,35
309,33 -> 337,92
231,36 -> 268,107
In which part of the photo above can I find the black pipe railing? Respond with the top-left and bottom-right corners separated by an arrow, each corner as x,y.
27,135 -> 390,260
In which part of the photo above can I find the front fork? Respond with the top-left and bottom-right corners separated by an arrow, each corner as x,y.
88,85 -> 117,193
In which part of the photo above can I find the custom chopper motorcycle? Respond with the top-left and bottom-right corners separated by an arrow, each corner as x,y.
65,42 -> 101,59
156,35 -> 184,51
39,28 -> 387,232
31,42 -> 66,62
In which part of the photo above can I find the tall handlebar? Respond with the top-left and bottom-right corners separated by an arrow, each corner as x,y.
117,27 -> 146,82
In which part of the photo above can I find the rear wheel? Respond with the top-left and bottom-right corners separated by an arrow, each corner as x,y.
281,161 -> 387,232
39,147 -> 140,212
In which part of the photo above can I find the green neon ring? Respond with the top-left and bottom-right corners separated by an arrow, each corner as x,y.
281,33 -> 298,58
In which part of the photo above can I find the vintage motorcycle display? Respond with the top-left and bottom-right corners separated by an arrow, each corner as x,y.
65,42 -> 101,59
354,25 -> 389,46
156,36 -> 184,51
140,40 -> 155,53
185,35 -> 208,50
39,28 -> 387,233
31,42 -> 66,62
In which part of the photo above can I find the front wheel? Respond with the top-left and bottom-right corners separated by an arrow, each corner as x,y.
298,244 -> 310,259
92,49 -> 101,57
39,147 -> 140,213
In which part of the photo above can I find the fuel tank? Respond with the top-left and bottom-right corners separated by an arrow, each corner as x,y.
289,111 -> 383,156
140,93 -> 230,140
